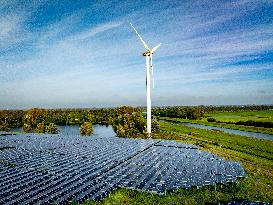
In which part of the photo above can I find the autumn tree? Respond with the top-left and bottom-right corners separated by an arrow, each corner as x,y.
36,122 -> 46,133
46,123 -> 59,134
80,122 -> 93,136
112,106 -> 159,138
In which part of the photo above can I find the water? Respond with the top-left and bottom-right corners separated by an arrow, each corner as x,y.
11,121 -> 273,141
11,124 -> 116,138
162,120 -> 273,141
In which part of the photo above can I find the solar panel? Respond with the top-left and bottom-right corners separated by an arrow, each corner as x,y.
0,132 -> 246,204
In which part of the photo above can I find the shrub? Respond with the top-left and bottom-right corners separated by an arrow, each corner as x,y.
0,123 -> 11,132
112,112 -> 145,138
116,124 -> 126,137
152,118 -> 160,132
112,106 -> 160,138
207,117 -> 216,122
23,108 -> 46,129
36,122 -> 46,133
235,120 -> 273,128
80,122 -> 93,136
23,123 -> 32,133
46,123 -> 59,134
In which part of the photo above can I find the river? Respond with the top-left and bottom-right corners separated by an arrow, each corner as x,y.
161,120 -> 273,141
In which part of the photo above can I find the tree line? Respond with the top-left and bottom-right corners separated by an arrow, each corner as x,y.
0,108 -> 115,134
197,105 -> 273,113
0,106 -> 158,137
1,105 -> 272,135
152,106 -> 204,119
152,105 -> 273,119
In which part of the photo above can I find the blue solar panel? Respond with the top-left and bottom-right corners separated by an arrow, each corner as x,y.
0,132 -> 246,204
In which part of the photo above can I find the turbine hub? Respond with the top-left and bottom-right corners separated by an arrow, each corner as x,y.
143,51 -> 152,56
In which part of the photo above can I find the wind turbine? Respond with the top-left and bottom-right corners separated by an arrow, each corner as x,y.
130,23 -> 161,137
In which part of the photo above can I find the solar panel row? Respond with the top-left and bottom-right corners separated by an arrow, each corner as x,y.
0,132 -> 246,204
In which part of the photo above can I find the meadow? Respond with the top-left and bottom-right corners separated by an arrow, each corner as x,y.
205,110 -> 273,122
160,110 -> 273,135
82,120 -> 273,205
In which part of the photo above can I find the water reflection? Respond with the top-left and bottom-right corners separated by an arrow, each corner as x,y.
12,124 -> 116,138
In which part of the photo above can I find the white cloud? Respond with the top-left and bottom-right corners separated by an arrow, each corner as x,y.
0,0 -> 272,108
0,14 -> 26,47
72,22 -> 123,40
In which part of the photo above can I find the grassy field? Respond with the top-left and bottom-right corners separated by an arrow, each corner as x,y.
82,121 -> 273,205
160,109 -> 273,135
204,110 -> 273,123
160,117 -> 273,135
204,110 -> 273,135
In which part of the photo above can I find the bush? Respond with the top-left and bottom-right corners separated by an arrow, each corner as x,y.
36,122 -> 46,133
112,106 -> 160,138
23,123 -> 32,133
116,124 -> 126,137
207,117 -> 216,122
235,120 -> 273,128
46,123 -> 59,134
112,112 -> 145,138
152,118 -> 160,132
0,123 -> 11,132
80,122 -> 93,136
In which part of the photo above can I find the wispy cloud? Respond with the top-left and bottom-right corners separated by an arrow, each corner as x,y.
72,22 -> 123,40
0,13 -> 26,48
0,0 -> 49,49
0,0 -> 272,108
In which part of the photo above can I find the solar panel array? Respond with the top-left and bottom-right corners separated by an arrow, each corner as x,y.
0,132 -> 246,204
215,200 -> 271,205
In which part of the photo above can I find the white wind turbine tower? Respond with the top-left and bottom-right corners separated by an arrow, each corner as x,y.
130,23 -> 161,137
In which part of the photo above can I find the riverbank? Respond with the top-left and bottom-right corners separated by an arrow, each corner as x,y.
160,117 -> 273,135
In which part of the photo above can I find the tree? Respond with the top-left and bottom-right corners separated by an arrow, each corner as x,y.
80,122 -> 93,136
23,108 -> 46,131
46,123 -> 59,134
152,118 -> 160,132
0,122 -> 11,132
23,123 -> 32,133
207,118 -> 216,122
112,106 -> 159,138
36,122 -> 46,133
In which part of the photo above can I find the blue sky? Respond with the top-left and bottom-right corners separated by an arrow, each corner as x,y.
0,0 -> 272,109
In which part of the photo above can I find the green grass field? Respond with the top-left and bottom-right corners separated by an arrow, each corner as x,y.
82,121 -> 273,205
159,109 -> 273,135
160,117 -> 273,135
205,110 -> 273,123
203,110 -> 273,135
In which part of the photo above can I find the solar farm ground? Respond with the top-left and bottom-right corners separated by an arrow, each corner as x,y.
0,132 -> 245,205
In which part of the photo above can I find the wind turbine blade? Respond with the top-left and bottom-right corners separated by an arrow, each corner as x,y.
151,43 -> 161,53
150,55 -> 154,88
130,23 -> 150,50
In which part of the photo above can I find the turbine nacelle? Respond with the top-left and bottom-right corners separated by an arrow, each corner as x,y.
142,44 -> 162,56
143,51 -> 152,56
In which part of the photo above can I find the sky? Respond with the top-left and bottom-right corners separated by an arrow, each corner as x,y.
0,0 -> 272,109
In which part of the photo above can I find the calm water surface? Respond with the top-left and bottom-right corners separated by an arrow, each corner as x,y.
12,121 -> 273,141
12,124 -> 116,137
